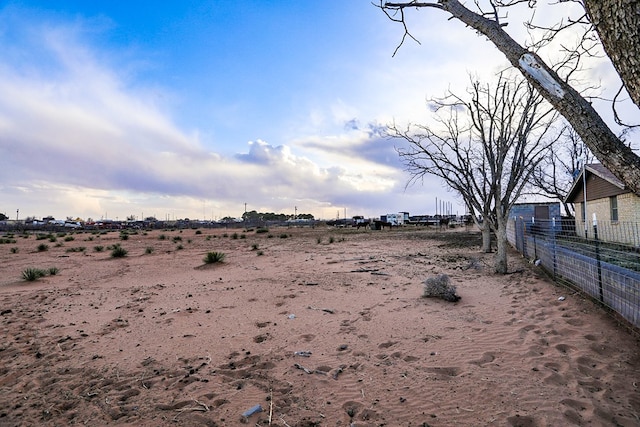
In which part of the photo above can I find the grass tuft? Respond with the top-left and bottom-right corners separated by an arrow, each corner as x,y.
203,251 -> 226,264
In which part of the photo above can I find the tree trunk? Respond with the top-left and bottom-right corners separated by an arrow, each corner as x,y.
585,0 -> 640,110
494,224 -> 508,274
481,222 -> 492,253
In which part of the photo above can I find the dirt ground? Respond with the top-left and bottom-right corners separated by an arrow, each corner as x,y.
1,225 -> 639,426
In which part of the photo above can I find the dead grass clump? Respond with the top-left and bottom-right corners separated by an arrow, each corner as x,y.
422,274 -> 461,302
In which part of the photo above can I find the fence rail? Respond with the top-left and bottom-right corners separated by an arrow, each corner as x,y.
507,218 -> 640,329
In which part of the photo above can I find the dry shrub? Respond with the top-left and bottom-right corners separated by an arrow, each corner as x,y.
422,274 -> 460,302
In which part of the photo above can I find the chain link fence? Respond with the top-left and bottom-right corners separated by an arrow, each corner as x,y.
507,217 -> 640,329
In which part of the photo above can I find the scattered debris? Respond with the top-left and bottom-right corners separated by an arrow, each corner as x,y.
287,314 -> 296,319
307,306 -> 335,314
294,351 -> 312,357
241,404 -> 263,417
294,363 -> 313,374
558,296 -> 566,301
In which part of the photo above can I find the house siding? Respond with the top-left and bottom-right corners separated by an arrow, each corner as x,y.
575,193 -> 640,245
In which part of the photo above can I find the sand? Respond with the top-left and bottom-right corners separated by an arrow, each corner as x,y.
0,226 -> 639,426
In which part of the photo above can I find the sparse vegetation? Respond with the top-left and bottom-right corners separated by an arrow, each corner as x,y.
159,234 -> 167,240
256,250 -> 264,256
231,233 -> 239,240
10,247 -> 18,253
64,236 -> 74,242
203,251 -> 226,264
251,243 -> 259,251
145,246 -> 154,254
48,267 -> 59,275
37,243 -> 49,252
256,227 -> 269,234
110,244 -> 128,258
0,237 -> 17,244
94,245 -> 105,252
66,247 -> 86,253
120,233 -> 129,240
195,230 -> 202,235
22,267 -> 48,282
317,237 -> 322,244
329,236 -> 335,244
279,233 -> 289,239
176,244 -> 184,250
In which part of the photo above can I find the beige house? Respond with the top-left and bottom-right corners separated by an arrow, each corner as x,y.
565,163 -> 640,244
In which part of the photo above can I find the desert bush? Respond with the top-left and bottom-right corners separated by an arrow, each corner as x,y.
22,267 -> 47,281
206,235 -> 212,241
329,236 -> 335,244
172,236 -> 182,243
203,251 -> 226,264
36,234 -> 48,240
48,267 -> 59,275
158,234 -> 167,240
120,233 -> 129,241
110,244 -> 128,258
231,233 -> 239,240
256,228 -> 269,234
94,245 -> 105,252
422,274 -> 461,302
176,244 -> 184,250
240,234 -> 246,239
37,243 -> 49,252
0,238 -> 17,244
195,230 -> 202,235
64,236 -> 75,242
49,236 -> 57,242
10,247 -> 19,253
145,246 -> 154,254
251,243 -> 259,251
256,250 -> 264,256
279,233 -> 289,239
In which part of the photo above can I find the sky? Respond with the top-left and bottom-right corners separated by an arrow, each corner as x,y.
0,1 -> 634,222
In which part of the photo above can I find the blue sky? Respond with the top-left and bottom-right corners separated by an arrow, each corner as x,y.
0,1 -> 629,221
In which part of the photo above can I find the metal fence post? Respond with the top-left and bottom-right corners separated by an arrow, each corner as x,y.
593,214 -> 604,303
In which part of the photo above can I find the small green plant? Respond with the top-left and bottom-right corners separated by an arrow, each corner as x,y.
49,236 -> 57,242
10,247 -> 19,253
240,234 -> 246,239
329,236 -> 335,244
37,243 -> 49,252
86,236 -> 94,241
22,267 -> 47,281
159,234 -> 167,240
205,235 -> 212,241
94,245 -> 105,252
120,233 -> 129,241
256,227 -> 269,234
48,267 -> 59,275
279,233 -> 289,239
176,244 -> 184,250
64,236 -> 74,242
145,246 -> 154,254
203,251 -> 226,264
187,239 -> 192,244
36,234 -> 48,241
251,243 -> 259,251
172,236 -> 182,243
256,250 -> 264,256
231,232 -> 239,240
0,238 -> 17,244
110,244 -> 128,258
195,230 -> 202,235
317,237 -> 322,244
223,233 -> 229,238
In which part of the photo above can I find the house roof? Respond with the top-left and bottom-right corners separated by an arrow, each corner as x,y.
564,163 -> 626,203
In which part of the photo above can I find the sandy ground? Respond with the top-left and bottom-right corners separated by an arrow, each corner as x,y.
0,226 -> 639,427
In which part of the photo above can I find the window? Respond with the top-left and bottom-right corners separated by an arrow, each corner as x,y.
610,196 -> 619,221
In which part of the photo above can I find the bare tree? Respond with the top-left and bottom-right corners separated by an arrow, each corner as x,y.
380,0 -> 640,196
529,126 -> 594,218
388,73 -> 561,273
